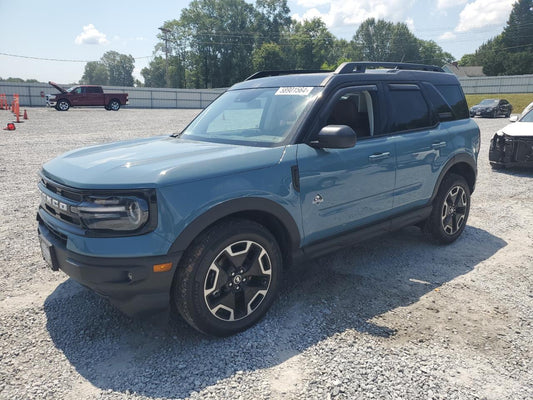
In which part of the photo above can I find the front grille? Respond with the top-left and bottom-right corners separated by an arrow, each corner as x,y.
39,177 -> 83,228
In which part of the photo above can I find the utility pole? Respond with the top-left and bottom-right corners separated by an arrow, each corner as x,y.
159,27 -> 171,87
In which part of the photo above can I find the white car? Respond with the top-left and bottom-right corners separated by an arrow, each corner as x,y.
489,109 -> 533,168
521,101 -> 533,116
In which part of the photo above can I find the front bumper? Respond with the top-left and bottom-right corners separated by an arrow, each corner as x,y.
489,134 -> 533,168
38,217 -> 183,316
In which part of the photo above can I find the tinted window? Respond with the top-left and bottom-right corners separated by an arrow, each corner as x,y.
435,85 -> 469,120
422,83 -> 454,121
86,87 -> 101,94
388,86 -> 432,132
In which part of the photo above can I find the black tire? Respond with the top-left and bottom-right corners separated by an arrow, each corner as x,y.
57,99 -> 70,111
108,99 -> 120,111
424,173 -> 471,244
105,105 -> 111,111
173,218 -> 282,336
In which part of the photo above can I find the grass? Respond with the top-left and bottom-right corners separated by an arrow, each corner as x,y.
465,93 -> 533,114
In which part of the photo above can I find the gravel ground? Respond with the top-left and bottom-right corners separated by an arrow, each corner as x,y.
0,107 -> 531,400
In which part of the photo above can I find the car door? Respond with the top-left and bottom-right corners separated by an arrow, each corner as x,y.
69,87 -> 83,106
85,87 -> 102,106
297,86 -> 396,246
387,83 -> 452,212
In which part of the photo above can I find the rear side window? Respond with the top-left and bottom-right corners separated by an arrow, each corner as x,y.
387,84 -> 433,132
435,84 -> 469,120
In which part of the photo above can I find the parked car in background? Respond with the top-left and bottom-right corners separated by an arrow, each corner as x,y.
489,109 -> 533,168
469,99 -> 512,118
46,82 -> 128,111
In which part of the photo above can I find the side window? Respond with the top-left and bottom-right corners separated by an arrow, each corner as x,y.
422,83 -> 454,121
387,85 -> 433,132
74,87 -> 82,94
87,87 -> 99,94
326,90 -> 377,138
435,84 -> 469,120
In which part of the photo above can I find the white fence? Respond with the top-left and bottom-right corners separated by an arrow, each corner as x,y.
458,75 -> 533,94
0,82 -> 225,109
2,75 -> 533,108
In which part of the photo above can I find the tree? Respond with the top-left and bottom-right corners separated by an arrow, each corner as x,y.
353,19 -> 395,61
464,0 -> 533,75
141,56 -> 166,87
289,18 -> 335,69
80,61 -> 109,85
101,51 -> 135,86
252,42 -> 286,70
254,0 -> 291,45
81,51 -> 135,86
418,40 -> 454,65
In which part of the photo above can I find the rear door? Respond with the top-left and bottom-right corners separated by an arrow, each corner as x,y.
297,85 -> 396,246
387,83 -> 453,212
85,86 -> 103,106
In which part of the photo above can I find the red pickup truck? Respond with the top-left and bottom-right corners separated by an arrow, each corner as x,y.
46,82 -> 129,111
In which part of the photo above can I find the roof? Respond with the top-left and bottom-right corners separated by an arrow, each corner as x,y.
231,62 -> 459,90
443,64 -> 486,77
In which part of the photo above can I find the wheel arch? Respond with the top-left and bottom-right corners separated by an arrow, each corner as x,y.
430,154 -> 477,203
168,197 -> 301,268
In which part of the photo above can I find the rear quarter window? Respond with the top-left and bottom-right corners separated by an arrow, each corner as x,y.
435,84 -> 469,120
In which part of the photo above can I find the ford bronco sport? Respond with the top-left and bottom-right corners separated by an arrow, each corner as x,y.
37,62 -> 480,336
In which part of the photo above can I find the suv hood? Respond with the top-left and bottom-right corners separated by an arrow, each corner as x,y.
41,136 -> 286,189
48,81 -> 67,94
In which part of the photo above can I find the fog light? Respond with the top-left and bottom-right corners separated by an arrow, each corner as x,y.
153,263 -> 172,273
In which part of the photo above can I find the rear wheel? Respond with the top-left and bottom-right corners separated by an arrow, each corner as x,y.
424,173 -> 471,244
173,219 -> 282,336
108,99 -> 120,111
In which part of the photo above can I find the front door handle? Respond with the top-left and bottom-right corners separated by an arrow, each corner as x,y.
432,141 -> 446,150
369,152 -> 391,162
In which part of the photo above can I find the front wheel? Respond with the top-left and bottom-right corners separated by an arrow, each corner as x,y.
108,99 -> 120,111
173,219 -> 282,336
57,99 -> 70,111
424,173 -> 471,244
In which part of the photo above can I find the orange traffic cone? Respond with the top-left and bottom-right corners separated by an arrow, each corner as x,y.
23,109 -> 28,120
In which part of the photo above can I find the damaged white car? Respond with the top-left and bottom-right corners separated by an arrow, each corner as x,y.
489,109 -> 533,169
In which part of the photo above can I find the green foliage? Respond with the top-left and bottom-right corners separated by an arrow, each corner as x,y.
140,2 -> 456,88
463,0 -> 532,75
80,61 -> 109,85
81,51 -> 135,86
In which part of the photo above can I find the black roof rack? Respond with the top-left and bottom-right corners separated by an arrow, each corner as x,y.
245,69 -> 332,81
335,62 -> 444,74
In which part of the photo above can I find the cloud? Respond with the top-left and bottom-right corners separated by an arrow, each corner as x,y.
75,24 -> 109,45
292,0 -> 414,31
455,0 -> 515,32
439,31 -> 457,40
437,0 -> 468,10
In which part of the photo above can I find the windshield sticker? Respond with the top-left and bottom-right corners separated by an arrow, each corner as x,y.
275,87 -> 313,96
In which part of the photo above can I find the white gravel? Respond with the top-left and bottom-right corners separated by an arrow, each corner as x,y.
0,108 -> 531,400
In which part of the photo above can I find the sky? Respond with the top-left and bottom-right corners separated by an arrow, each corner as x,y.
0,0 -> 517,84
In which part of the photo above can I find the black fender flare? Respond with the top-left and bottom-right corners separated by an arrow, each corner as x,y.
167,197 -> 301,256
430,153 -> 477,203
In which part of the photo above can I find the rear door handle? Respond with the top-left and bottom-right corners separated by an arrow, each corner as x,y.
368,152 -> 391,162
432,141 -> 446,150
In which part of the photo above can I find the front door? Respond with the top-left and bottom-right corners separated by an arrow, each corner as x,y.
297,87 -> 396,246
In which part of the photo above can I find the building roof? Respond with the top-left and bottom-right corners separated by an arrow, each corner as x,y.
443,63 -> 486,77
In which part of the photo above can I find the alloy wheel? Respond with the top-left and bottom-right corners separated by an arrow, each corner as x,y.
441,185 -> 468,235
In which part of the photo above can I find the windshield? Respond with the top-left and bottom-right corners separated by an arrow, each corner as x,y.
478,99 -> 498,106
180,87 -> 322,146
519,109 -> 533,122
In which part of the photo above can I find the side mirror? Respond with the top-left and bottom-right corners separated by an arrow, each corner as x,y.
509,115 -> 518,122
310,125 -> 357,149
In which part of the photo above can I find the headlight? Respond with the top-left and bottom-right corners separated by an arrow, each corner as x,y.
73,195 -> 150,231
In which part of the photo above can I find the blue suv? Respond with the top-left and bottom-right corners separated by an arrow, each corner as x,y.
37,62 -> 480,336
